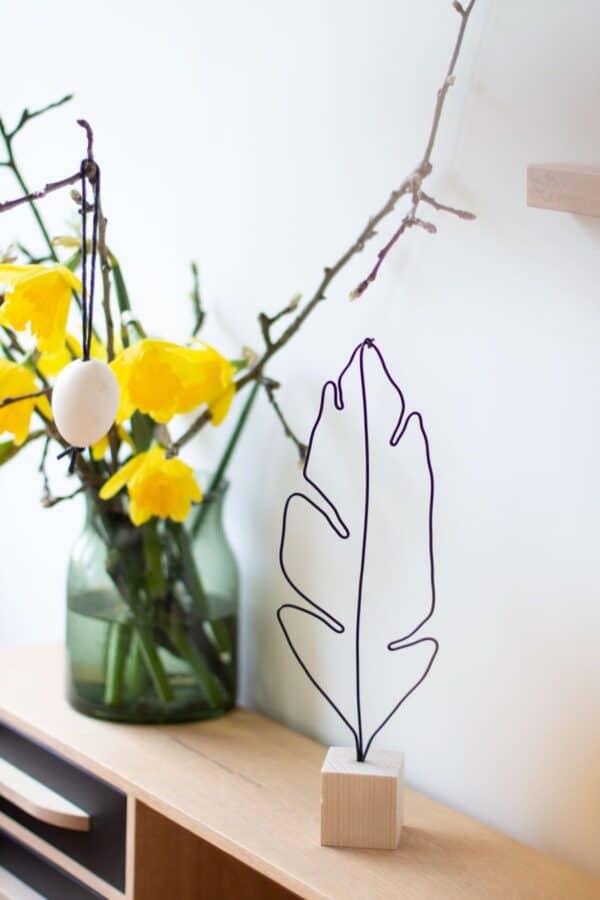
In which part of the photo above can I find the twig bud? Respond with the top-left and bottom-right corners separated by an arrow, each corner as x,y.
242,345 -> 259,367
52,235 -> 82,249
0,244 -> 17,264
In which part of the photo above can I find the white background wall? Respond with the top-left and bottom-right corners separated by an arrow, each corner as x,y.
1,0 -> 599,877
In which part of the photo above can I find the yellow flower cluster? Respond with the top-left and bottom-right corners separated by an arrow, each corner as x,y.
0,262 -> 236,526
100,446 -> 201,526
111,339 -> 235,426
96,340 -> 235,522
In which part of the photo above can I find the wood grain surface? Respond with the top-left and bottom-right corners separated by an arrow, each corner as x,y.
1,644 -> 599,900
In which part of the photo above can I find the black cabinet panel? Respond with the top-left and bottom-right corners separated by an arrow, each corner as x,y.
1,830 -> 103,899
0,723 -> 126,890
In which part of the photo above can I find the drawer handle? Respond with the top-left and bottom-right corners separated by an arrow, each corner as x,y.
0,758 -> 90,832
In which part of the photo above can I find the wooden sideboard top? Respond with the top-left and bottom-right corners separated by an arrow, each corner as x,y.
1,643 -> 598,900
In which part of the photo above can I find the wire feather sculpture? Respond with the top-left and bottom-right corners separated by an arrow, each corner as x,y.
277,338 -> 438,762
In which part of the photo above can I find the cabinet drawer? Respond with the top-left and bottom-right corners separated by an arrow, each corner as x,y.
0,830 -> 102,899
0,724 -> 126,891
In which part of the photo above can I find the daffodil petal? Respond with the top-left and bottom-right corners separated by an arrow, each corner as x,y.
129,497 -> 153,526
209,382 -> 236,426
109,338 -> 235,427
0,359 -> 39,445
0,264 -> 81,353
99,452 -> 147,500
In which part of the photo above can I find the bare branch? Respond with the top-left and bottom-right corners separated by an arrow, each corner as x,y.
350,215 -> 413,300
0,325 -> 27,358
97,201 -> 115,361
0,171 -> 81,215
77,118 -> 94,160
145,1 -> 480,456
190,261 -> 205,336
0,96 -> 77,261
38,435 -> 52,504
352,0 -> 477,297
261,377 -> 307,464
77,120 -> 115,366
421,191 -> 476,220
258,294 -> 302,349
421,1 -> 477,167
412,217 -> 437,234
169,408 -> 212,454
92,180 -> 118,469
7,95 -> 73,140
42,485 -> 85,509
0,387 -> 51,410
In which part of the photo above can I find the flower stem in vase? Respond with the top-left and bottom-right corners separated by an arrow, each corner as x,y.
166,521 -> 232,661
190,380 -> 260,539
100,509 -> 173,704
135,622 -> 174,703
166,618 -> 228,710
143,521 -> 166,600
125,630 -> 149,698
103,621 -> 132,706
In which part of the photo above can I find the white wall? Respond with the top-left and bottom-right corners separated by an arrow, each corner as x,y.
1,0 -> 599,876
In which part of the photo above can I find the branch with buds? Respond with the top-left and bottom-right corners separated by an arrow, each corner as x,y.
0,1 -> 479,478
0,387 -> 51,410
261,376 -> 307,464
170,0 -> 478,457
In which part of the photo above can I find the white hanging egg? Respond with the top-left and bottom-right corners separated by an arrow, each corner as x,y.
52,359 -> 120,448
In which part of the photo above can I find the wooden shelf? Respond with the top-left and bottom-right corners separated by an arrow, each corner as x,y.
527,163 -> 600,217
1,644 -> 599,899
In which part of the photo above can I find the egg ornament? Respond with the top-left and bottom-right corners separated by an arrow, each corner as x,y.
51,358 -> 120,448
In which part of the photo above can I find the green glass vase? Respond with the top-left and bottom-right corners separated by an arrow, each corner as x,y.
66,481 -> 238,723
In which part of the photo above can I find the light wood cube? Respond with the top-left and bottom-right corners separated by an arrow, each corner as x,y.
320,746 -> 404,849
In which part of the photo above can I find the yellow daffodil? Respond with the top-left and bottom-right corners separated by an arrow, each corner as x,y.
0,360 -> 49,445
110,339 -> 235,426
37,332 -> 108,378
99,445 -> 202,526
0,264 -> 82,353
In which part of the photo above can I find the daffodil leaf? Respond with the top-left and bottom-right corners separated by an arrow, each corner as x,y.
111,258 -> 132,314
0,440 -> 20,465
64,249 -> 82,272
131,411 -> 154,452
277,339 -> 439,761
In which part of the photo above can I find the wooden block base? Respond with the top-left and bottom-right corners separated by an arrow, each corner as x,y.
320,747 -> 404,850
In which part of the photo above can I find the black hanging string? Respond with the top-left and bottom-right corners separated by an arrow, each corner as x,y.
57,138 -> 101,473
79,156 -> 100,361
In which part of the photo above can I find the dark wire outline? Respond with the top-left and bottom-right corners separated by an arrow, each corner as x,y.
277,338 -> 438,762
